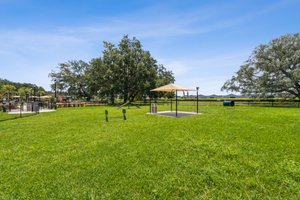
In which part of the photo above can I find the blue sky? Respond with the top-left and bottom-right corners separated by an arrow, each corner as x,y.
0,0 -> 300,94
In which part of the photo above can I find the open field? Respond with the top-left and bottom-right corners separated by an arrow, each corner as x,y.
0,106 -> 299,199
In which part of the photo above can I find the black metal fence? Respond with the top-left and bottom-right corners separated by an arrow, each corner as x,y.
0,101 -> 56,122
135,99 -> 300,109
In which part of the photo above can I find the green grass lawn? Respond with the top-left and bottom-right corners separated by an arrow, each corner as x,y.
0,112 -> 17,121
0,106 -> 299,199
0,111 -> 37,122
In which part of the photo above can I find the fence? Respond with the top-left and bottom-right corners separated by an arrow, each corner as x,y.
56,101 -> 108,108
134,98 -> 300,109
0,101 -> 56,122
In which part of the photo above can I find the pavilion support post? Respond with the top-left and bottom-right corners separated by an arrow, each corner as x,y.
196,87 -> 199,114
149,93 -> 152,113
176,90 -> 178,117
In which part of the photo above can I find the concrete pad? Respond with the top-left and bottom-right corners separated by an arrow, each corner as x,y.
148,111 -> 201,118
8,109 -> 56,114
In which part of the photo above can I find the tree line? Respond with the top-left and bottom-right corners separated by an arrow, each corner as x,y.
0,78 -> 46,101
49,35 -> 175,104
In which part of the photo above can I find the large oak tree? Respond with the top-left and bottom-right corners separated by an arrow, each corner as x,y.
90,36 -> 174,104
222,33 -> 300,99
49,60 -> 92,100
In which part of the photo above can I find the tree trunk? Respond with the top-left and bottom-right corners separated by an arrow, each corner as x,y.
129,94 -> 138,103
123,93 -> 128,104
110,92 -> 115,105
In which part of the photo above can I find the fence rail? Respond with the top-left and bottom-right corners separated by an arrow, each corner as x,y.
134,99 -> 300,108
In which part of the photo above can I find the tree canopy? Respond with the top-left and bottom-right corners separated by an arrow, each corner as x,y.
222,33 -> 300,99
49,60 -> 92,100
0,78 -> 44,92
0,78 -> 45,100
49,35 -> 175,103
0,84 -> 16,100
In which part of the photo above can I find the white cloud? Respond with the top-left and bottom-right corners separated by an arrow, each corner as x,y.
159,60 -> 189,77
156,51 -> 252,95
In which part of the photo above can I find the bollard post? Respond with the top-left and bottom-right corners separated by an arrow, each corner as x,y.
122,109 -> 127,120
105,110 -> 108,122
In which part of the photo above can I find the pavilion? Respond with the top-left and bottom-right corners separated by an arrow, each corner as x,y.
150,84 -> 200,117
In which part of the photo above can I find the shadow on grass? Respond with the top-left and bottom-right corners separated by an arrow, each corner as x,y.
0,113 -> 38,122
